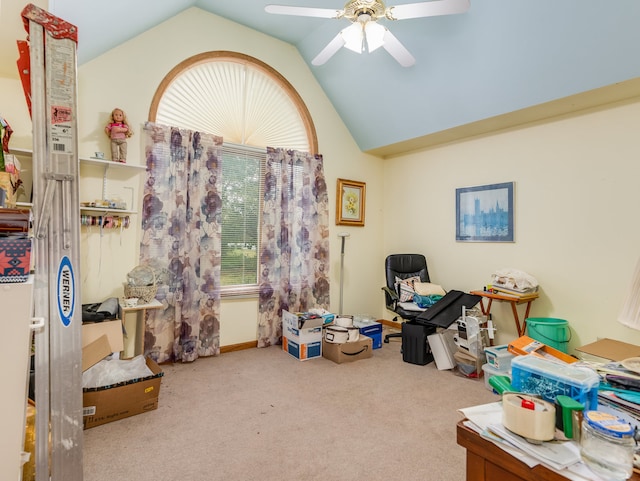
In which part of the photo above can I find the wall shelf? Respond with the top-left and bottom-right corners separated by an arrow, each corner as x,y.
80,207 -> 136,215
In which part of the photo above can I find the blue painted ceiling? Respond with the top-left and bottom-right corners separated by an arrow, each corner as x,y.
48,0 -> 640,155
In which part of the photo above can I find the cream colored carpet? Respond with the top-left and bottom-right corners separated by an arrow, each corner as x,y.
83,330 -> 497,481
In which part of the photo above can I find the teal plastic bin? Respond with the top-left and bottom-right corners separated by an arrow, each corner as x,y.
526,317 -> 571,353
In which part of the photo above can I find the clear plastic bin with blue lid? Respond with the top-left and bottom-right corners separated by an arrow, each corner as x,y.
510,354 -> 600,410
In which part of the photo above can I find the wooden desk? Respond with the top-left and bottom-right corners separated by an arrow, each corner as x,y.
470,291 -> 538,337
119,298 -> 163,357
457,420 -> 640,481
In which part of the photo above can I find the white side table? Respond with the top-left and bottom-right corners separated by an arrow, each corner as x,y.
118,298 -> 163,358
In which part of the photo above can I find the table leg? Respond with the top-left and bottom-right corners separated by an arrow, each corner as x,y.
510,302 -> 524,336
478,298 -> 488,316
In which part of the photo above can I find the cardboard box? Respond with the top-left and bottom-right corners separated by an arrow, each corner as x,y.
82,320 -> 124,356
507,335 -> 577,364
282,310 -> 324,330
322,335 -> 373,364
576,338 -> 640,362
82,357 -> 163,429
81,320 -> 163,429
282,336 -> 322,361
282,310 -> 323,360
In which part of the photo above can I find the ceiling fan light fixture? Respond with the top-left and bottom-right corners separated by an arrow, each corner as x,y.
364,21 -> 386,52
266,0 -> 471,67
342,23 -> 364,53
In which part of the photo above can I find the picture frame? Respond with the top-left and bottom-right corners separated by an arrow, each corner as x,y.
456,182 -> 514,242
336,178 -> 366,227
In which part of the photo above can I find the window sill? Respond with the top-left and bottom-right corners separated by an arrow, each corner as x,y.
220,285 -> 259,299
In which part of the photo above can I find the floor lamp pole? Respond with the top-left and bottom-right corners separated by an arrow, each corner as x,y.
338,233 -> 350,315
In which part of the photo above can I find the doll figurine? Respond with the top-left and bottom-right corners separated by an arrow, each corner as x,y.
104,108 -> 133,162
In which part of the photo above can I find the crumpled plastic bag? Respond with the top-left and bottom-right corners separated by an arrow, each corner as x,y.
491,268 -> 538,290
82,354 -> 153,389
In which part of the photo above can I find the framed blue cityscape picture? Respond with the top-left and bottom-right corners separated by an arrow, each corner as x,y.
456,182 -> 514,242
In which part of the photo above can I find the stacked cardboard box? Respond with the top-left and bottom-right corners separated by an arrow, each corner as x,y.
322,335 -> 373,364
282,310 -> 323,361
82,320 -> 163,429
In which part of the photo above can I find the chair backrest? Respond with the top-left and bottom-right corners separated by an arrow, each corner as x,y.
385,254 -> 430,291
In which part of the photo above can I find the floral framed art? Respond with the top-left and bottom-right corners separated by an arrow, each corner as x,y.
336,178 -> 366,227
456,182 -> 514,242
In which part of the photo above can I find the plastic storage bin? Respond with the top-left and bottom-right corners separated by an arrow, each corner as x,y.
353,318 -> 382,349
511,355 -> 599,410
482,363 -> 508,392
484,344 -> 514,372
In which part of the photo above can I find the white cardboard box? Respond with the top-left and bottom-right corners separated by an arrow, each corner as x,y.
282,310 -> 323,361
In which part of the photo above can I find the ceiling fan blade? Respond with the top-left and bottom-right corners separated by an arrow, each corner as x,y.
312,33 -> 346,66
265,5 -> 342,19
389,0 -> 470,20
382,30 -> 415,67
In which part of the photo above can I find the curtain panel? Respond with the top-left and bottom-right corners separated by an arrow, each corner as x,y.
140,122 -> 223,363
257,147 -> 330,347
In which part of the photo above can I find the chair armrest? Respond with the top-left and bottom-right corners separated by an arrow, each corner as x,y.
382,286 -> 399,310
382,286 -> 398,301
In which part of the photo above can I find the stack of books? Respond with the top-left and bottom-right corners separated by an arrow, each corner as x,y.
490,283 -> 538,299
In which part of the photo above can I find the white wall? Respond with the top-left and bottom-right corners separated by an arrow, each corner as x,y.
382,99 -> 640,352
0,7 -> 384,347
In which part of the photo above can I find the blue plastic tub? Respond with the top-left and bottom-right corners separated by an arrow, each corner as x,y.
511,355 -> 599,410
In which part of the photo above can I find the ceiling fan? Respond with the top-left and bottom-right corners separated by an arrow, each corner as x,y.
265,0 -> 470,67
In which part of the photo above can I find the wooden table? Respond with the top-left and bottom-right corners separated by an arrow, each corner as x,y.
470,290 -> 538,337
457,420 -> 640,481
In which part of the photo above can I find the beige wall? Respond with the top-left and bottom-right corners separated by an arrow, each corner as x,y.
4,5 -> 639,353
1,7 -> 384,347
382,99 -> 640,351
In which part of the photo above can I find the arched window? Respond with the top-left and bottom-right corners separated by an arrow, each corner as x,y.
149,51 -> 317,294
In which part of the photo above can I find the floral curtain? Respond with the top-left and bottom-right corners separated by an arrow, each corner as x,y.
140,122 -> 223,363
257,147 -> 330,347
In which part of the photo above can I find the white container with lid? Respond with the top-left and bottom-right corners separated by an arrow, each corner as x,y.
580,410 -> 635,480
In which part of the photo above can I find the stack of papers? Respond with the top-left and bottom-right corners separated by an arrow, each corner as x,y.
459,402 -> 609,481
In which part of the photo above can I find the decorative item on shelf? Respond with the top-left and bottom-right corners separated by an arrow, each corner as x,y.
104,107 -> 133,163
124,264 -> 158,304
81,198 -> 128,210
0,116 -> 23,208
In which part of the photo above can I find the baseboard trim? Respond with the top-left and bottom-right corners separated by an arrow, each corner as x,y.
220,340 -> 258,353
377,318 -> 402,330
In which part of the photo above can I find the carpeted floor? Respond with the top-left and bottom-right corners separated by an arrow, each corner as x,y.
83,330 -> 497,481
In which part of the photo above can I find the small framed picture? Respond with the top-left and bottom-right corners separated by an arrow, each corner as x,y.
336,178 -> 366,227
456,182 -> 514,242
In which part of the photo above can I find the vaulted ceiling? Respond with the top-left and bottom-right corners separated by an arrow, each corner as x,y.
4,0 -> 640,156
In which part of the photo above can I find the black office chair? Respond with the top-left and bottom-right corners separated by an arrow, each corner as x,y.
382,254 -> 431,343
